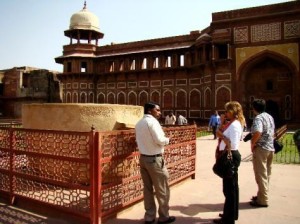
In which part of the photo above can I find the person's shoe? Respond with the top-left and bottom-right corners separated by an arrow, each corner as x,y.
251,196 -> 258,201
249,200 -> 268,207
157,216 -> 176,224
212,218 -> 224,224
144,219 -> 155,224
218,213 -> 238,221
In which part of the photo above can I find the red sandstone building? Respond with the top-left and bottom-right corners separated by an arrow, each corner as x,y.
0,67 -> 61,117
55,1 -> 300,126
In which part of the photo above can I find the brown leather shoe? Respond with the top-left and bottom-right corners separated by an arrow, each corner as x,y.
213,218 -> 224,224
249,200 -> 268,207
157,216 -> 176,224
144,219 -> 155,224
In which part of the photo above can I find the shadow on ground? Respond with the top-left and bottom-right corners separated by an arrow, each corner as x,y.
0,202 -> 58,224
0,201 -> 74,224
103,217 -> 213,224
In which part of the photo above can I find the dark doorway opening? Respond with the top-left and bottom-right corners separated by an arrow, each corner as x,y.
266,100 -> 281,128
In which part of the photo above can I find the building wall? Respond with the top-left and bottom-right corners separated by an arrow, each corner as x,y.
56,1 -> 300,125
0,67 -> 61,118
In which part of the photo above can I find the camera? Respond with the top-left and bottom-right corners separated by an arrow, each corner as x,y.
243,133 -> 252,142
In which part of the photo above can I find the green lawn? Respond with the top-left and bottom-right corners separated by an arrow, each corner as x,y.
273,133 -> 300,164
196,130 -> 211,138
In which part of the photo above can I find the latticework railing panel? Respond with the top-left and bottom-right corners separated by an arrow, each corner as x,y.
168,158 -> 196,183
98,125 -> 197,218
166,125 -> 197,145
0,128 -> 10,157
164,126 -> 196,184
10,129 -> 92,185
99,130 -> 139,184
0,124 -> 196,224
0,128 -> 93,219
101,155 -> 140,183
14,156 -> 91,184
13,129 -> 90,159
0,172 -> 10,193
165,142 -> 196,162
99,131 -> 138,158
101,177 -> 143,215
14,177 -> 90,214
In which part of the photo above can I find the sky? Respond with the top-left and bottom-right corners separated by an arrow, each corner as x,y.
0,0 -> 292,72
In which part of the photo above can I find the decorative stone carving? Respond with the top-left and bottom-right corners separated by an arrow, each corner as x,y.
284,20 -> 300,39
251,22 -> 281,42
234,26 -> 248,44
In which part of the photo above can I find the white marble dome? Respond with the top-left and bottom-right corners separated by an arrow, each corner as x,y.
69,4 -> 100,32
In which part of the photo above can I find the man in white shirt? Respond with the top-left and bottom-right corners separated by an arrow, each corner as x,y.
177,113 -> 188,125
135,102 -> 176,224
165,112 -> 176,125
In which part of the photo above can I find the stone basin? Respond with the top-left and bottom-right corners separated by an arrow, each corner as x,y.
22,103 -> 143,131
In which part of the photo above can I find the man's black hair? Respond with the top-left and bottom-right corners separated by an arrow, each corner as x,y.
252,99 -> 266,113
144,102 -> 159,114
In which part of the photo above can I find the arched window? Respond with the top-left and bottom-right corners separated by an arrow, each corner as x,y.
142,58 -> 147,69
72,92 -> 78,103
216,86 -> 230,107
117,92 -> 126,104
163,90 -> 173,108
130,59 -> 136,70
88,92 -> 94,103
176,89 -> 187,107
97,93 -> 105,103
66,92 -> 71,103
204,88 -> 211,107
189,89 -> 201,108
107,92 -> 115,104
80,92 -> 87,103
128,91 -> 137,105
151,90 -> 160,105
139,91 -> 148,106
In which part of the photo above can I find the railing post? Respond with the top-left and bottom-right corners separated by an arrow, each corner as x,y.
90,126 -> 96,224
9,126 -> 15,205
90,126 -> 101,224
191,124 -> 197,179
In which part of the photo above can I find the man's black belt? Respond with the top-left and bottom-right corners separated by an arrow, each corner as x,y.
141,154 -> 162,157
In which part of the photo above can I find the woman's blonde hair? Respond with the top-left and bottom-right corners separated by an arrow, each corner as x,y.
224,101 -> 246,127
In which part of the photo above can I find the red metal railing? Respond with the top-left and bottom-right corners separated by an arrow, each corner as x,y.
0,124 -> 197,224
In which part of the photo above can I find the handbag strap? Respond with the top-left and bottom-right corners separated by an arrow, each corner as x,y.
227,147 -> 232,159
222,120 -> 235,160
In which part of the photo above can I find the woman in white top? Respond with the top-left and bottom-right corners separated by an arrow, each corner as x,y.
213,101 -> 245,224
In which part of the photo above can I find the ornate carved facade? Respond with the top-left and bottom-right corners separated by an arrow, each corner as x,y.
55,1 -> 300,125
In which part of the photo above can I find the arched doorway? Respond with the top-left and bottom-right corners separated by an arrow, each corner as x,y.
239,52 -> 295,125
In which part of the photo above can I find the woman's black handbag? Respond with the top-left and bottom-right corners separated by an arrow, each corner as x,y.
243,133 -> 252,142
243,132 -> 283,153
274,139 -> 283,154
213,150 -> 236,178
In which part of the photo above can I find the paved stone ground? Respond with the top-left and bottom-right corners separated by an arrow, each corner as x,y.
1,134 -> 300,224
104,134 -> 300,224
